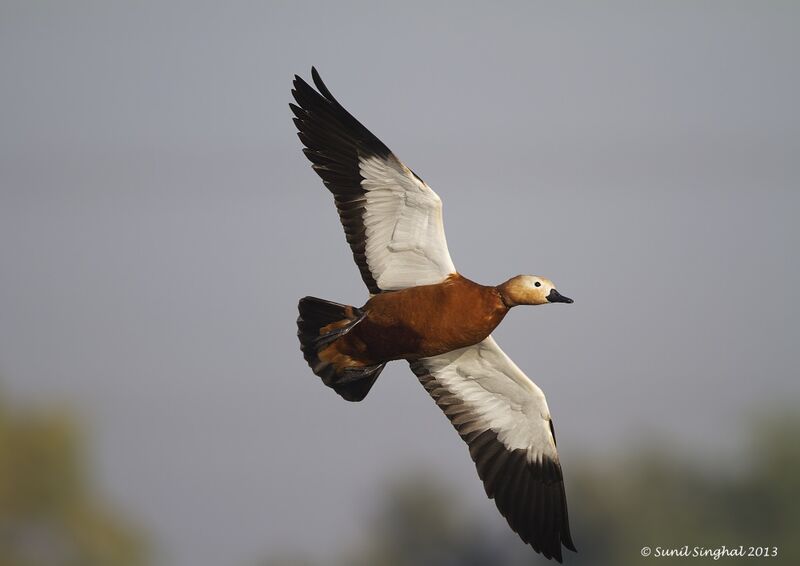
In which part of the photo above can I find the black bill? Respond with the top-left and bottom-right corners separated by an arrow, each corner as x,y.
547,289 -> 574,304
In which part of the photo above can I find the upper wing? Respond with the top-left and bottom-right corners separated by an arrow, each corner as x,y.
291,68 -> 456,293
410,337 -> 576,562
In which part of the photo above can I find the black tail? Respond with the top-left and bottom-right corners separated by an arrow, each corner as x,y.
297,296 -> 385,402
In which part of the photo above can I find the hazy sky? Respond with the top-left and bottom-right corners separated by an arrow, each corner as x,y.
1,2 -> 798,565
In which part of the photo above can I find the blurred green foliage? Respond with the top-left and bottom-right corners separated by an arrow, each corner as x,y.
263,411 -> 799,565
1,384 -> 795,566
568,412 -> 800,565
0,393 -> 147,566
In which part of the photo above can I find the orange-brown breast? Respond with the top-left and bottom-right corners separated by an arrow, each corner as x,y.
329,274 -> 509,365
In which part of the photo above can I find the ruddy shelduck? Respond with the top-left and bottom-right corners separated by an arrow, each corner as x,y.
291,68 -> 576,562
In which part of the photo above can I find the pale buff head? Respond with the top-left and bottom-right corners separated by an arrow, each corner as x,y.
498,275 -> 574,307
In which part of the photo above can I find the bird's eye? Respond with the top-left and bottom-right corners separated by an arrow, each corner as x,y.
534,281 -> 541,287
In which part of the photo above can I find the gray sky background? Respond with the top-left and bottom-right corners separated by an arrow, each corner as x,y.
1,2 -> 798,565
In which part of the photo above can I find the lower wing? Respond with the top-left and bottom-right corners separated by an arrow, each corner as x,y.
409,336 -> 576,562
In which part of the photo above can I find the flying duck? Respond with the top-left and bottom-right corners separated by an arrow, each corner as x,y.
291,68 -> 577,562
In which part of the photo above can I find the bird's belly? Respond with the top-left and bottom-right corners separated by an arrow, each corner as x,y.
352,304 -> 502,361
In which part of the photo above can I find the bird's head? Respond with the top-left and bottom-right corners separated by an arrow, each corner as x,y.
498,275 -> 573,307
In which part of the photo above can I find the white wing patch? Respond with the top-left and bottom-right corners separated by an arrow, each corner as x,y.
360,154 -> 456,291
416,336 -> 558,461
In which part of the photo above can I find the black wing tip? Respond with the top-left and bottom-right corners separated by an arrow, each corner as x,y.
559,522 -> 577,554
289,67 -> 392,162
291,66 -> 334,105
291,73 -> 318,104
465,429 -> 576,561
530,539 -> 569,563
310,66 -> 336,102
291,74 -> 307,90
533,528 -> 577,562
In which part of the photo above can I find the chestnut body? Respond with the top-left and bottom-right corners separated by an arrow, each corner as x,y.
319,274 -> 509,369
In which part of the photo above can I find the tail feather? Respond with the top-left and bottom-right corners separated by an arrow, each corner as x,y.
297,296 -> 385,402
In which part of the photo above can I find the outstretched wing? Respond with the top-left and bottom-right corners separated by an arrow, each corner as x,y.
291,68 -> 456,294
410,337 -> 576,562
